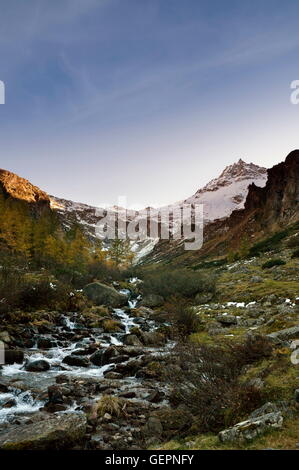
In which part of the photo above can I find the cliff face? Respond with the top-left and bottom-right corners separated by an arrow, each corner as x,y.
244,150 -> 299,225
204,150 -> 299,256
0,169 -> 51,215
0,169 -> 50,204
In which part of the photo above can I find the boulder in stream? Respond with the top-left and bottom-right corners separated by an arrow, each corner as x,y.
25,359 -> 50,372
83,282 -> 127,308
62,355 -> 90,367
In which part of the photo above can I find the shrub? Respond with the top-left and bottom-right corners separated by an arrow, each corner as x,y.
165,298 -> 202,337
262,259 -> 286,269
167,342 -> 262,432
291,249 -> 299,258
0,265 -> 24,313
249,222 -> 299,257
142,268 -> 215,299
286,235 -> 299,248
18,276 -> 71,311
231,334 -> 273,366
192,258 -> 227,270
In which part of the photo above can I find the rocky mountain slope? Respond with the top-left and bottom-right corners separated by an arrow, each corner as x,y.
49,159 -> 268,260
146,150 -> 299,265
0,169 -> 49,205
3,156 -> 290,264
0,169 -> 51,217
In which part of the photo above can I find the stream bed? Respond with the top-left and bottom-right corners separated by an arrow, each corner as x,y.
0,280 -> 174,449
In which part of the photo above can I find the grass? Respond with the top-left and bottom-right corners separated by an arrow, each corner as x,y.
248,222 -> 299,257
239,355 -> 299,402
102,319 -> 123,332
96,395 -> 125,418
218,279 -> 299,303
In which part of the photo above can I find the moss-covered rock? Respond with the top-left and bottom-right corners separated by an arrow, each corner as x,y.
83,282 -> 127,308
0,412 -> 87,450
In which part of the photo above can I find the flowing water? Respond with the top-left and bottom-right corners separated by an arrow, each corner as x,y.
0,279 -> 170,428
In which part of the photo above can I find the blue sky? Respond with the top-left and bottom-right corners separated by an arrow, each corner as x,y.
1,0 -> 299,208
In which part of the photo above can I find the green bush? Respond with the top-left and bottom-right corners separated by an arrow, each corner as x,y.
142,268 -> 215,299
262,259 -> 286,269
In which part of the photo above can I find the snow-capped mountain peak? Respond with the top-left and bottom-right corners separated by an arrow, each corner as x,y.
183,159 -> 267,221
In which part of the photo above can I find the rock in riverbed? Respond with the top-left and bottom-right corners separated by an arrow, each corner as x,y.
83,282 -> 127,308
25,359 -> 50,372
0,412 -> 87,450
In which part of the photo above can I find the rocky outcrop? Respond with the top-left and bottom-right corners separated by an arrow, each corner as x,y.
0,169 -> 50,210
140,294 -> 164,308
267,325 -> 299,342
0,412 -> 87,450
83,282 -> 127,307
218,411 -> 283,443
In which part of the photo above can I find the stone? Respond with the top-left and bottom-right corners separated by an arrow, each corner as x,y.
216,314 -> 238,325
83,282 -> 127,308
249,402 -> 289,419
194,292 -> 214,304
5,349 -> 24,364
140,294 -> 164,308
123,334 -> 143,347
247,377 -> 264,390
44,404 -> 68,413
143,417 -> 163,437
2,398 -> 17,408
103,371 -> 123,380
62,355 -> 90,367
47,385 -> 64,404
0,412 -> 87,450
25,359 -> 50,372
90,346 -> 119,366
0,381 -> 9,393
146,390 -> 165,403
250,276 -> 262,283
37,337 -> 54,349
294,389 -> 299,403
267,326 -> 299,342
0,331 -> 11,344
140,331 -> 166,346
218,412 -> 283,443
90,349 -> 104,366
153,408 -> 193,437
119,391 -> 136,399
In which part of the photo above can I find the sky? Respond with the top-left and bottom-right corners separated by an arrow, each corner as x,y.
1,0 -> 299,209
